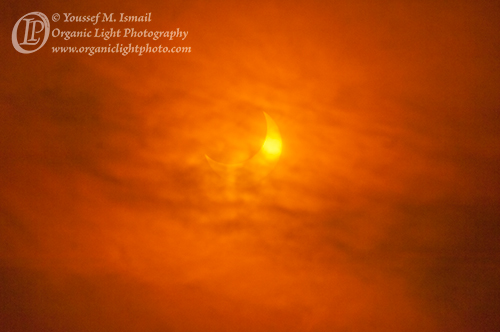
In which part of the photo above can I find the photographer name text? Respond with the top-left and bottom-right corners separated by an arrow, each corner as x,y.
63,12 -> 152,25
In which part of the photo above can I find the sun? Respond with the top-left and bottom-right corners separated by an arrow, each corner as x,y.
205,112 -> 282,183
262,137 -> 282,156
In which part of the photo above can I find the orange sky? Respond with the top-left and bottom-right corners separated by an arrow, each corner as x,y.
1,0 -> 499,331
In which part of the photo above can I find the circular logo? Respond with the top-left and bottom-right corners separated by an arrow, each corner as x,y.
12,12 -> 50,54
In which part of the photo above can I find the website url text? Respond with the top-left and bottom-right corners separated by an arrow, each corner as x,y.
51,43 -> 191,56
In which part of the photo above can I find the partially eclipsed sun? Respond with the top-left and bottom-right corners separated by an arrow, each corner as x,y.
205,112 -> 282,183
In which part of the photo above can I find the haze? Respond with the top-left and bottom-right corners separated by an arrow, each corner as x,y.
1,0 -> 499,331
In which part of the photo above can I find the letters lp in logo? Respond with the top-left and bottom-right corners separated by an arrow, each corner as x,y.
12,12 -> 50,54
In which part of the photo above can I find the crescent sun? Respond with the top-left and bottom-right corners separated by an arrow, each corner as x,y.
205,112 -> 282,183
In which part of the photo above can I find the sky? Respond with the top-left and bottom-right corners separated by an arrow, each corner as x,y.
1,0 -> 499,331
